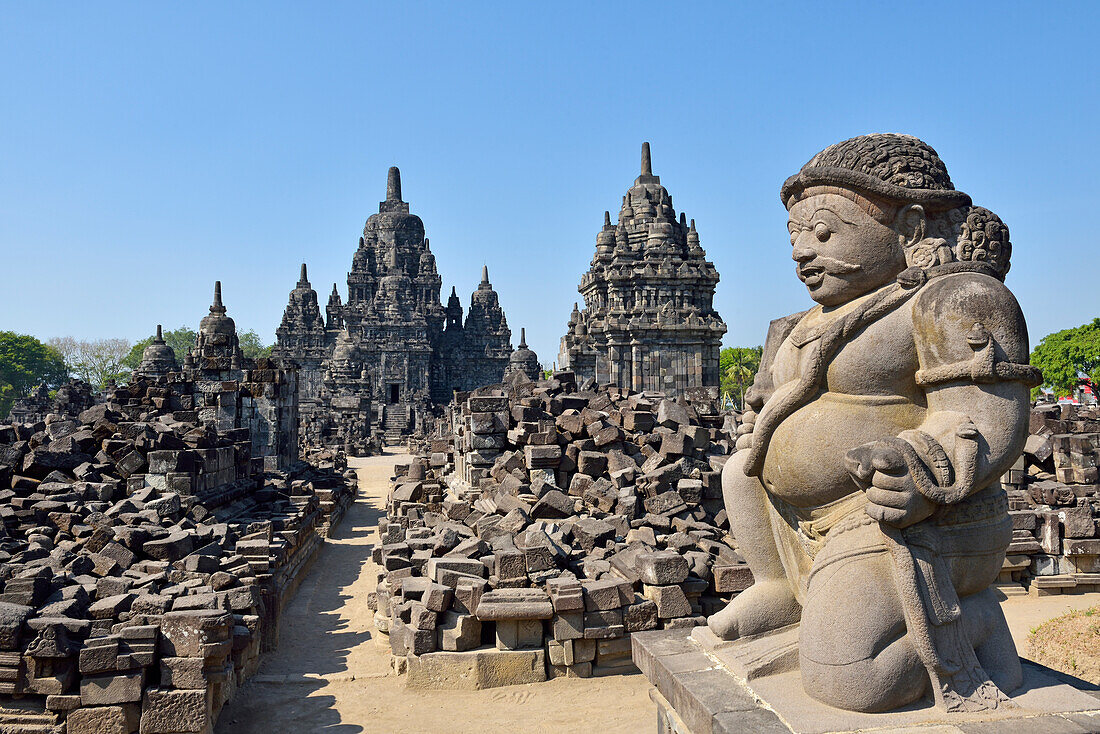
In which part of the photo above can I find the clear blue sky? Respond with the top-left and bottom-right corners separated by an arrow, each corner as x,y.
2,2 -> 1097,365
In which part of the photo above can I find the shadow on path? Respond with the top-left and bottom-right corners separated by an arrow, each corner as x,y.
215,451 -> 402,734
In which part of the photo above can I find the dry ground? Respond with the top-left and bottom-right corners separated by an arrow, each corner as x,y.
215,449 -> 1100,734
215,450 -> 654,734
1026,604 -> 1100,686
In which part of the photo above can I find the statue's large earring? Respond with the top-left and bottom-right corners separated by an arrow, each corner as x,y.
899,205 -> 945,269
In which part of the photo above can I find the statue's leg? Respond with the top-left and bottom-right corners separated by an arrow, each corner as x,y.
799,523 -> 927,712
706,450 -> 801,640
962,587 -> 1023,694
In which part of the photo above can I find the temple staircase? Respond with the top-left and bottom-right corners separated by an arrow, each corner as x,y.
0,705 -> 62,734
383,405 -> 408,444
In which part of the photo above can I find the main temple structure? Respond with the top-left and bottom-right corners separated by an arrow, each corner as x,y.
273,167 -> 517,446
558,143 -> 725,397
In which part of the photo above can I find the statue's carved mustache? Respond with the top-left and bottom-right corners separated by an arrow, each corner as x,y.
798,256 -> 863,281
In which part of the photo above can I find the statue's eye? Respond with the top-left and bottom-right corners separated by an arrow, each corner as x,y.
814,222 -> 830,242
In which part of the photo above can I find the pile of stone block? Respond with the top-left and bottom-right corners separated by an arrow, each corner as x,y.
0,389 -> 356,732
371,372 -> 751,688
997,402 -> 1100,596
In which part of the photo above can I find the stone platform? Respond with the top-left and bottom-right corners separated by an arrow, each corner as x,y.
632,627 -> 1100,734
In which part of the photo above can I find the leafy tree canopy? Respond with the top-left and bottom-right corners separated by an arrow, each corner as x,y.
720,345 -> 763,410
49,337 -> 132,391
238,330 -> 272,360
0,331 -> 69,418
1030,318 -> 1100,398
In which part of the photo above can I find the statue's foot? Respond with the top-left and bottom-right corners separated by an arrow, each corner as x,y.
707,580 -> 801,641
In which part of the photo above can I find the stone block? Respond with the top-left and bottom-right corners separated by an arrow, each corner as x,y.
405,648 -> 546,690
495,618 -> 543,650
140,688 -> 212,734
80,670 -> 144,705
637,550 -> 690,585
65,704 -> 140,734
552,611 -> 585,641
713,564 -> 754,593
438,611 -> 481,652
582,578 -> 632,611
643,584 -> 692,618
475,588 -> 553,621
160,656 -> 206,689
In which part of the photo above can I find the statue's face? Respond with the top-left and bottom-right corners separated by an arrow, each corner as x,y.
787,193 -> 906,307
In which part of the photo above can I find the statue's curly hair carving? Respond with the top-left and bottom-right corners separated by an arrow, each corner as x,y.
783,133 -> 1013,280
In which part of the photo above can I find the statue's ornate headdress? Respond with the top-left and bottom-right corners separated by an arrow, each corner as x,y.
781,133 -> 971,211
781,133 -> 1011,279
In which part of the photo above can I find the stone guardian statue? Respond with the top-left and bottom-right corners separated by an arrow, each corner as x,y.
707,134 -> 1041,713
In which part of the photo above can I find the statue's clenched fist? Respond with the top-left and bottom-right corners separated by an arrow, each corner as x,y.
845,441 -> 936,528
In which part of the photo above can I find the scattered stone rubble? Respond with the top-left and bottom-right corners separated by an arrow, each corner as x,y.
370,371 -> 751,688
998,402 -> 1100,597
0,379 -> 356,732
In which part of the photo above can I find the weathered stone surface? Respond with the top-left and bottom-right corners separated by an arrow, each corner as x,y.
474,589 -> 553,621
273,168 -> 518,448
707,133 -> 1038,714
637,550 -> 690,586
405,648 -> 546,690
558,143 -> 725,398
140,688 -> 211,733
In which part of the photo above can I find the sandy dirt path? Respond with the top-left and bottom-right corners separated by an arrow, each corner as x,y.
216,448 -> 1100,733
215,449 -> 656,734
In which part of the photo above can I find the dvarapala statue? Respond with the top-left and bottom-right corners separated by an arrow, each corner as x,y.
707,134 -> 1042,713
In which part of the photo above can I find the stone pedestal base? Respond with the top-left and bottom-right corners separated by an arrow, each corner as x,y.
632,627 -> 1100,734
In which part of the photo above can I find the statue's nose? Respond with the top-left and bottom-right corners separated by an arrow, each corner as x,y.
792,245 -> 816,263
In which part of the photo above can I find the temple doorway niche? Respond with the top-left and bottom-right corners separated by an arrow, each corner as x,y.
388,383 -> 400,404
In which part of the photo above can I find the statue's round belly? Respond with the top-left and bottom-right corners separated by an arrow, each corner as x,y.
760,389 -> 925,508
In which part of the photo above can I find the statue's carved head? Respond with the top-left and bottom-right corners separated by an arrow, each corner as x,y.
782,134 -> 1011,306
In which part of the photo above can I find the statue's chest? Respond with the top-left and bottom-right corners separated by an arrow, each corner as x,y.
771,306 -> 919,398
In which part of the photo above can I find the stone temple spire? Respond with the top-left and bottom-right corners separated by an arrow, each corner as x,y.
479,264 -> 490,290
211,281 -> 225,314
636,141 -> 659,185
378,166 -> 410,214
298,263 -> 310,287
386,166 -> 402,202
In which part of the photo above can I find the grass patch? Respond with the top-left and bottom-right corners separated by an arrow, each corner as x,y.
1026,605 -> 1100,685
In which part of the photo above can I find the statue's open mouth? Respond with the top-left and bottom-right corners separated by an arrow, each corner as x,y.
799,266 -> 825,287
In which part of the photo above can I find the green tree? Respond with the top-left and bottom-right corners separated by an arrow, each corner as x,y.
49,337 -> 132,390
1030,318 -> 1100,398
238,330 -> 272,360
122,326 -> 198,371
0,332 -> 69,418
720,345 -> 763,410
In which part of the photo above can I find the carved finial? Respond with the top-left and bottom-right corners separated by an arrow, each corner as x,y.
211,281 -> 225,312
604,211 -> 611,227
481,264 -> 489,285
451,286 -> 457,297
519,328 -> 528,348
690,218 -> 697,233
331,283 -> 339,296
155,324 -> 164,342
641,142 -> 652,176
387,166 -> 402,201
